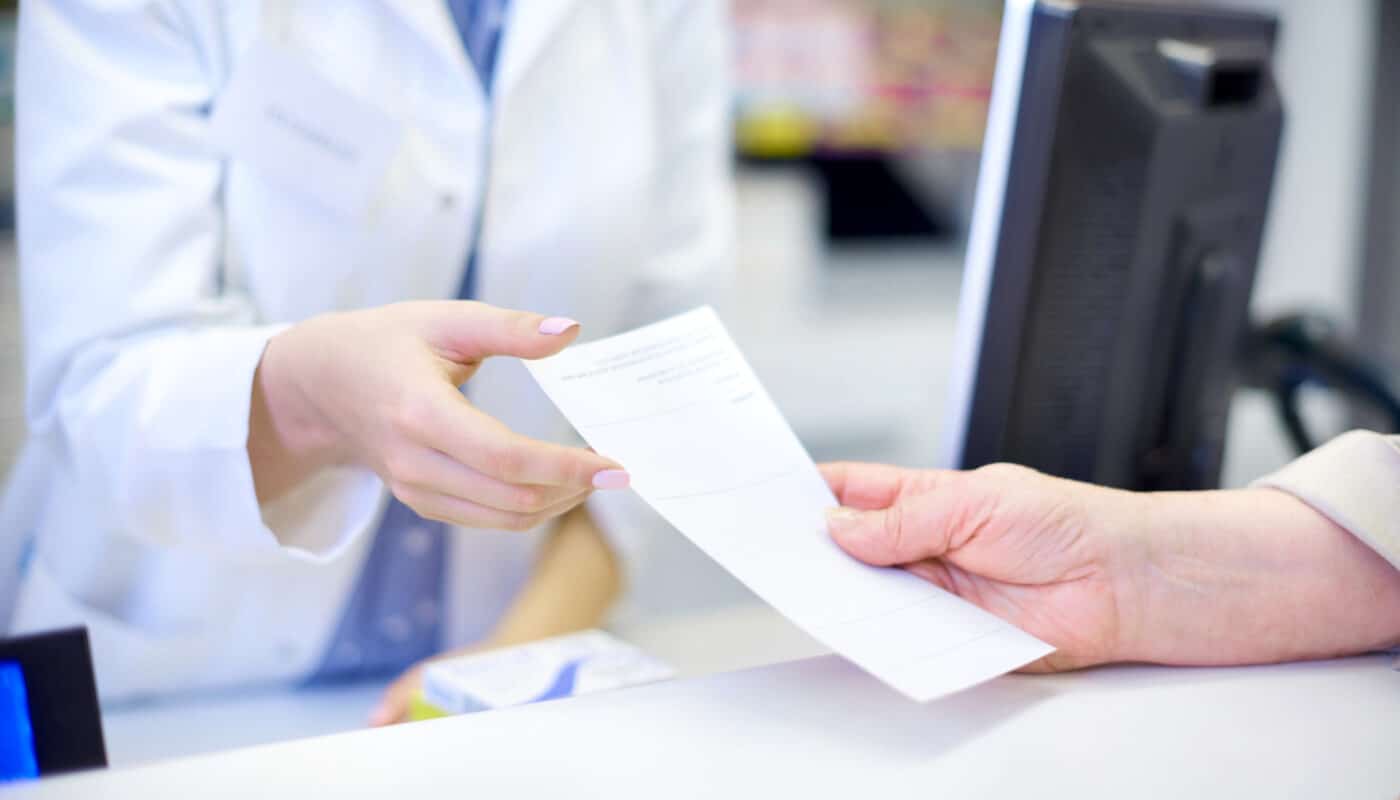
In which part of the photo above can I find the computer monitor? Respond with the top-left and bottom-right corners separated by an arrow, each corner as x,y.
942,0 -> 1284,490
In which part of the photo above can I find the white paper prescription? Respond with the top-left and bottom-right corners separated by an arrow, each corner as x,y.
526,307 -> 1053,701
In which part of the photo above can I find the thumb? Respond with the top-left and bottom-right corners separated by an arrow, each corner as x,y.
825,502 -> 951,567
420,301 -> 582,364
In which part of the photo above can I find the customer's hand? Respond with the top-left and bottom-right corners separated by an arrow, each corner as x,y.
822,462 -> 1139,671
821,462 -> 1400,671
249,301 -> 628,530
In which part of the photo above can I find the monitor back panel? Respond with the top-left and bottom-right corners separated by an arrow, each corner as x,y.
955,1 -> 1282,489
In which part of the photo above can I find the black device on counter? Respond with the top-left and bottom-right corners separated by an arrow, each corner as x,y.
0,627 -> 106,781
943,0 -> 1284,490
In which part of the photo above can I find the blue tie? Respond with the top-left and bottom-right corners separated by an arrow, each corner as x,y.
447,0 -> 510,95
306,0 -> 512,684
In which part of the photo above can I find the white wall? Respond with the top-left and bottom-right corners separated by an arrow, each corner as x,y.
1222,0 -> 1372,323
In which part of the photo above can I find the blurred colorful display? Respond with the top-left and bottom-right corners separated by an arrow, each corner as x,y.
732,0 -> 1002,157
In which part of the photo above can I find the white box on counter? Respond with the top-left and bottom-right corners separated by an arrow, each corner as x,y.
420,630 -> 676,715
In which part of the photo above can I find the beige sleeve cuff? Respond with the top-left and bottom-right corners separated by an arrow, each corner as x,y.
1252,430 -> 1400,572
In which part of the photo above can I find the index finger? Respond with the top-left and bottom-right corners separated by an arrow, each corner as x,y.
425,389 -> 624,488
475,428 -> 624,489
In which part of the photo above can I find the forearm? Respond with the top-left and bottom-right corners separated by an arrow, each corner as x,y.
487,506 -> 623,646
1122,487 -> 1400,665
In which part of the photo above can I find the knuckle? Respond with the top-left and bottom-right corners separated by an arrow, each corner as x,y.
568,454 -> 601,487
388,483 -> 449,525
509,485 -> 549,512
401,497 -> 443,524
509,309 -> 536,333
509,308 -> 544,338
387,479 -> 416,503
381,449 -> 417,484
389,394 -> 432,438
484,444 -> 527,483
975,462 -> 1035,483
485,309 -> 527,351
882,502 -> 907,558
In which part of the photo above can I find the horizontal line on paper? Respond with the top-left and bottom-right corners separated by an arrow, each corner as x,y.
576,399 -> 709,429
651,466 -> 805,502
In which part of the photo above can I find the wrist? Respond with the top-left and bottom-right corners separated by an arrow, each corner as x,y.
1081,486 -> 1159,666
1126,487 -> 1400,666
257,325 -> 348,464
247,325 -> 349,501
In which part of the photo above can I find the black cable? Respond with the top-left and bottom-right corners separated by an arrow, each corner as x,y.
1241,313 -> 1400,454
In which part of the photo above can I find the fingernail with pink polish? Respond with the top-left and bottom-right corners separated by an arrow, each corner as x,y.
539,317 -> 580,336
592,469 -> 630,490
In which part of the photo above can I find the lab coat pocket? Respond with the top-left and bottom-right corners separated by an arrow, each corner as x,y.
226,123 -> 473,317
210,41 -> 402,222
212,40 -> 446,316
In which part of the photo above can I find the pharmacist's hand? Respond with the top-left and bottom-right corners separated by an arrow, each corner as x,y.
820,462 -> 1144,672
369,642 -> 482,727
369,662 -> 426,727
249,301 -> 628,529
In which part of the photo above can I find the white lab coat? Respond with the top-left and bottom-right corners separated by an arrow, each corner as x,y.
4,0 -> 732,702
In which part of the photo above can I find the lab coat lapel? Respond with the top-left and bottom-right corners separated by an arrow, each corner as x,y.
380,0 -> 579,97
379,0 -> 474,78
378,0 -> 580,311
473,0 -> 579,309
495,0 -> 580,97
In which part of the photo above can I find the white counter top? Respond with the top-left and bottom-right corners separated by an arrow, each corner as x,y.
21,650 -> 1400,799
95,604 -> 831,767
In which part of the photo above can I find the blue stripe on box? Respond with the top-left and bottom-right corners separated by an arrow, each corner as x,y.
0,662 -> 38,781
530,658 -> 584,702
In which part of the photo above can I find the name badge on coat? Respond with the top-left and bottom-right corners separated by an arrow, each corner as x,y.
210,41 -> 402,220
